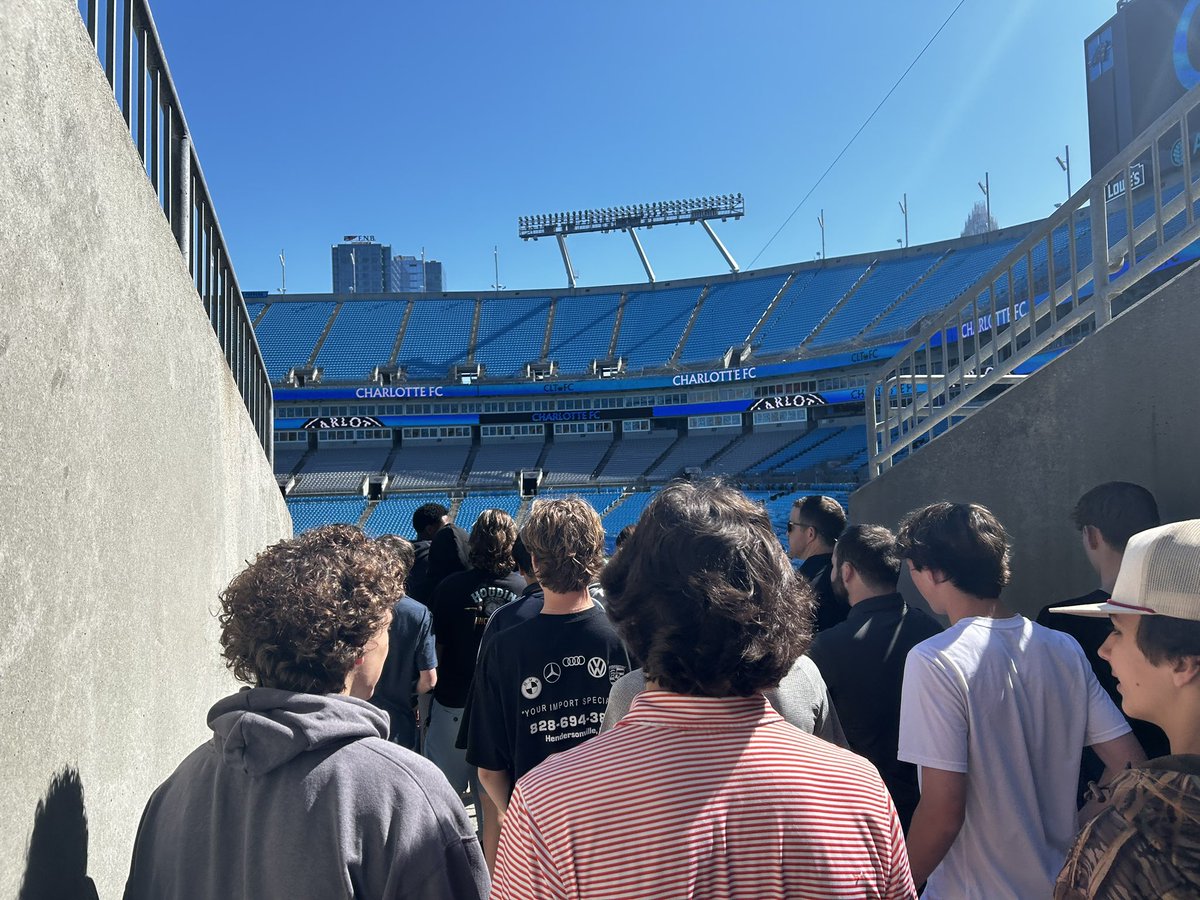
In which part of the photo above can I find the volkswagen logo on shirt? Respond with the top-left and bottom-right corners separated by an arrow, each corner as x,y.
587,657 -> 608,679
543,662 -> 562,683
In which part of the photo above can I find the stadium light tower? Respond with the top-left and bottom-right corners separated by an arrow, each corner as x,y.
898,194 -> 908,248
518,194 -> 745,287
817,210 -> 825,259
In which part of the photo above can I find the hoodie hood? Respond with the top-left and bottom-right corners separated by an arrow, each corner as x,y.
207,688 -> 389,776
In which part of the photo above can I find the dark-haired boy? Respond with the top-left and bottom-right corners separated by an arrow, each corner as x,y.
1053,519 -> 1200,897
492,482 -> 914,899
896,502 -> 1144,898
1037,482 -> 1170,793
808,524 -> 942,832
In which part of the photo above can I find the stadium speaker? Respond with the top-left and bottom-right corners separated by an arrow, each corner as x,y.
518,469 -> 543,499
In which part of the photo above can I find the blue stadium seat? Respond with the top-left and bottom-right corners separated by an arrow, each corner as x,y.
677,274 -> 788,365
396,299 -> 476,379
865,240 -> 1020,340
546,293 -> 620,374
287,495 -> 368,533
616,285 -> 703,369
474,297 -> 551,378
255,302 -> 337,382
808,255 -> 942,348
314,300 -> 408,381
754,265 -> 868,356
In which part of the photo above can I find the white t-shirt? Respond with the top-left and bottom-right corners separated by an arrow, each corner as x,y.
898,615 -> 1130,900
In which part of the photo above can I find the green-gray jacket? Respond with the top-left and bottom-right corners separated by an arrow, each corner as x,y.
1055,754 -> 1200,899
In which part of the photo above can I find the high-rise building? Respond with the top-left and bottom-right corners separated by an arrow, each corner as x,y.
331,236 -> 392,293
391,254 -> 444,293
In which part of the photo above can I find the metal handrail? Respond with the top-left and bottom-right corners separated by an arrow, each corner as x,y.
867,82 -> 1200,476
78,0 -> 273,462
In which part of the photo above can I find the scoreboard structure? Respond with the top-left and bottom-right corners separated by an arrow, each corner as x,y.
1087,0 -> 1200,174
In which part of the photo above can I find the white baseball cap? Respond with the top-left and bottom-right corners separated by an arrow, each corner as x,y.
1053,519 -> 1200,620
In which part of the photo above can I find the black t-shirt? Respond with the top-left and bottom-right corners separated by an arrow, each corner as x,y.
799,553 -> 850,633
466,605 -> 629,783
431,568 -> 525,708
1038,589 -> 1170,802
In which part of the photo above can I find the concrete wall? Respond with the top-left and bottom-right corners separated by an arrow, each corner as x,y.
852,263 -> 1200,618
0,1 -> 291,895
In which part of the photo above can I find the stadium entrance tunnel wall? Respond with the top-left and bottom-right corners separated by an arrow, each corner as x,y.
0,1 -> 290,895
851,262 -> 1200,619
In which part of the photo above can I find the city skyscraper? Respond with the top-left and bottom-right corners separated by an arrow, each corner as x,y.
331,236 -> 392,293
391,254 -> 444,293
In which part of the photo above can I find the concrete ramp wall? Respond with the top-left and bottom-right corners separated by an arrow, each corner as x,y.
0,0 -> 290,895
852,262 -> 1200,618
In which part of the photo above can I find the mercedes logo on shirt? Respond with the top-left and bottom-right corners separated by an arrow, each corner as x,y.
543,662 -> 562,683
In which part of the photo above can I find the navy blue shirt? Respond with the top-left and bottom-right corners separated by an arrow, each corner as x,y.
807,592 -> 942,831
371,596 -> 437,750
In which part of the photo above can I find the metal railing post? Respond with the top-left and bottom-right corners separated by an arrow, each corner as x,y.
175,132 -> 191,263
1089,182 -> 1111,326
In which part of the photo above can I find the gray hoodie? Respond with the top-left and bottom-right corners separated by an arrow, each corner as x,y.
124,689 -> 488,900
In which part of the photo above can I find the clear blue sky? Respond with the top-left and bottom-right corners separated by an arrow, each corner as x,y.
147,0 -> 1114,294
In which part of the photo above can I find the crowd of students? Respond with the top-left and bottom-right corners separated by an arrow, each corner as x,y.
121,480 -> 1200,899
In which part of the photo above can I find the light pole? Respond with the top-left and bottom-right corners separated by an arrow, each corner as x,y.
817,210 -> 825,260
279,249 -> 286,294
492,246 -> 504,295
1056,145 -> 1072,200
977,173 -> 991,233
898,193 -> 909,248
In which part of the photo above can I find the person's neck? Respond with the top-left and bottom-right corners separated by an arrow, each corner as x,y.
541,586 -> 593,615
1095,552 -> 1122,595
1162,697 -> 1200,756
945,593 -> 1012,625
806,541 -> 834,560
847,584 -> 896,607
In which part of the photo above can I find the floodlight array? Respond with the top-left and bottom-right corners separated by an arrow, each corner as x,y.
518,193 -> 744,238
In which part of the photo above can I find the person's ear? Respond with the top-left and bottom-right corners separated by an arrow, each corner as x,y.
1172,655 -> 1200,688
840,560 -> 855,586
1083,525 -> 1101,552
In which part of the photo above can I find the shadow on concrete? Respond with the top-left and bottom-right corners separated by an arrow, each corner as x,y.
19,767 -> 100,900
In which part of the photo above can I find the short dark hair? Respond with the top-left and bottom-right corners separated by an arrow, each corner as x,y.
512,535 -> 532,576
792,495 -> 846,545
218,525 -> 397,694
1072,482 -> 1161,552
615,524 -> 636,549
1137,615 -> 1200,666
523,498 -> 606,593
834,525 -> 901,591
468,509 -> 518,578
897,502 -> 1011,599
601,480 -> 813,696
412,503 -> 449,537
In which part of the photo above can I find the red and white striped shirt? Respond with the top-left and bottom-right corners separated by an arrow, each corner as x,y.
493,691 -> 915,900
